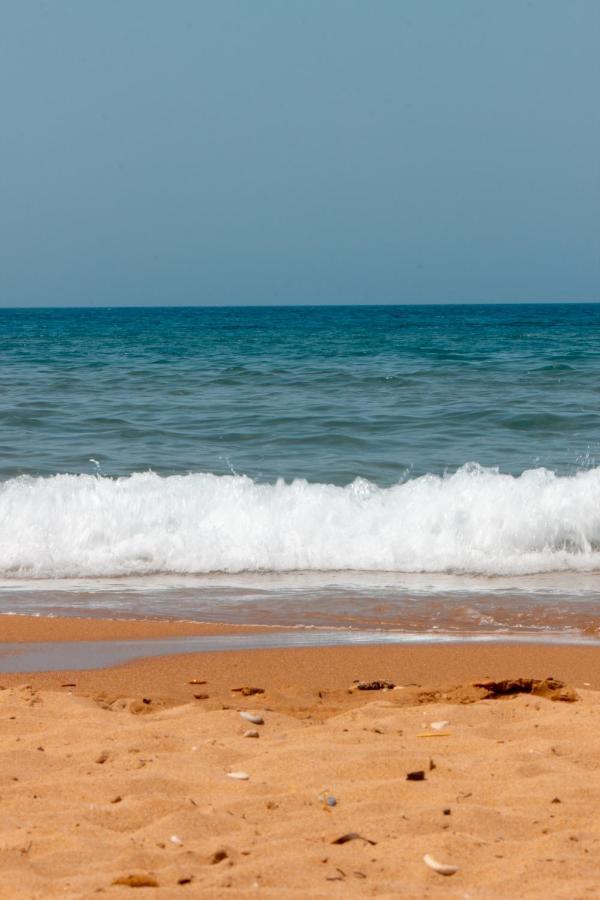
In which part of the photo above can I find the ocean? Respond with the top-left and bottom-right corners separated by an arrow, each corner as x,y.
1,303 -> 600,638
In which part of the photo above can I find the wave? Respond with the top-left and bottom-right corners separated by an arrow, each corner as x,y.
1,465 -> 600,578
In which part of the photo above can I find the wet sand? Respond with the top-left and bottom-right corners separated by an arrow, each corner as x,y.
0,614 -> 278,643
1,615 -> 600,897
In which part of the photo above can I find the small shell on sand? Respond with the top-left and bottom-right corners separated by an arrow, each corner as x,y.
240,711 -> 264,725
431,720 -> 450,730
243,730 -> 260,738
170,835 -> 183,845
423,853 -> 458,876
228,771 -> 250,780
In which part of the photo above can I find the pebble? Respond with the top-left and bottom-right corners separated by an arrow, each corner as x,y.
170,835 -> 183,845
430,720 -> 450,730
243,730 -> 260,738
228,771 -> 250,780
240,711 -> 264,725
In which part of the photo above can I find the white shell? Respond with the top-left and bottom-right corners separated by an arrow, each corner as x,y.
240,711 -> 264,725
170,834 -> 183,845
228,771 -> 250,780
243,729 -> 259,738
423,853 -> 458,876
430,720 -> 450,730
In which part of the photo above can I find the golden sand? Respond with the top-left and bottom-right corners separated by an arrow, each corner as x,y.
1,616 -> 600,898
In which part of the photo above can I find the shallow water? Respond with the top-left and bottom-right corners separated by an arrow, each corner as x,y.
1,572 -> 600,637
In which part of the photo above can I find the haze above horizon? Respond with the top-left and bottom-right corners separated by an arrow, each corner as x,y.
1,1 -> 598,308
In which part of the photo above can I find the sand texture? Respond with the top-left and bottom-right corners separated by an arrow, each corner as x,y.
1,641 -> 600,898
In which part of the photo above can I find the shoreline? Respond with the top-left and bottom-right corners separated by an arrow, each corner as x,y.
1,612 -> 600,681
1,613 -> 600,693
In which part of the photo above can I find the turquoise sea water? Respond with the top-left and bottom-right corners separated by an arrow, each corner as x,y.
2,303 -> 600,483
1,303 -> 600,635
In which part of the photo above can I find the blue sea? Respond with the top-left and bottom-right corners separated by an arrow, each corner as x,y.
1,303 -> 600,636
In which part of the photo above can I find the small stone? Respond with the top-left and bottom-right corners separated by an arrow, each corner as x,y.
406,770 -> 426,781
96,750 -> 110,765
243,730 -> 259,738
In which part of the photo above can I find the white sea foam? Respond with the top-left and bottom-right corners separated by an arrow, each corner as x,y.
1,465 -> 600,578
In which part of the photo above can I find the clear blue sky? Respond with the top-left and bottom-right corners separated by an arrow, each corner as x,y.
1,1 -> 598,307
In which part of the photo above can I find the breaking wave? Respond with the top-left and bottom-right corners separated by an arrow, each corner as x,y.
2,465 -> 600,578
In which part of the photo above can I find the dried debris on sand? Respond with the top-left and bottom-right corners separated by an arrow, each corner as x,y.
473,676 -> 579,702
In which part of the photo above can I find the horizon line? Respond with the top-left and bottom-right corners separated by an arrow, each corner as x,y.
0,299 -> 599,312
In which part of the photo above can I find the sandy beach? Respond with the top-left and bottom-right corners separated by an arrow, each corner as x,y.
0,617 -> 599,898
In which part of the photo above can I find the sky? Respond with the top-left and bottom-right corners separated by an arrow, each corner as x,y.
0,1 -> 598,307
